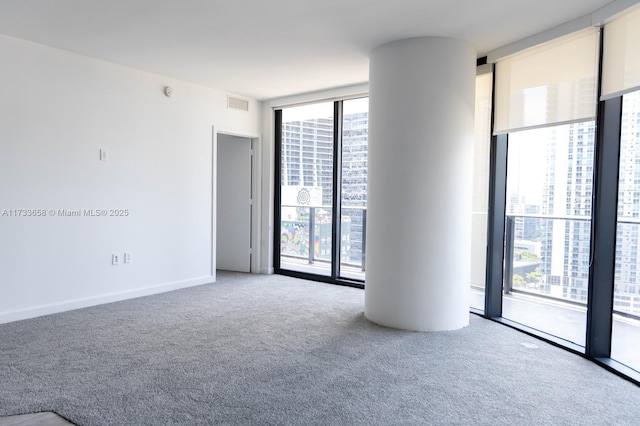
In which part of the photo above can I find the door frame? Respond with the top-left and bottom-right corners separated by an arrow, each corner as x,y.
213,126 -> 261,275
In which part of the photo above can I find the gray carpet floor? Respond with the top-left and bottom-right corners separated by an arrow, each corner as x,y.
1,271 -> 639,425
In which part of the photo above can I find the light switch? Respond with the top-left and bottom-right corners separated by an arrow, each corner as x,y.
100,149 -> 108,161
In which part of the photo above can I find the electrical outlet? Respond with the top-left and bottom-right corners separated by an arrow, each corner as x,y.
112,254 -> 120,265
124,252 -> 131,263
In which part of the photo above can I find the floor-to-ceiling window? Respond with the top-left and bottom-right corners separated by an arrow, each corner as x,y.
611,89 -> 640,370
504,122 -> 595,346
490,27 -> 600,351
275,98 -> 368,285
485,4 -> 640,383
278,102 -> 335,277
604,5 -> 640,373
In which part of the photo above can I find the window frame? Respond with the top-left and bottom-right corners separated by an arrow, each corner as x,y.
274,98 -> 367,289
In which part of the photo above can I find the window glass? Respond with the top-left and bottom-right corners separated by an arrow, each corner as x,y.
340,98 -> 369,281
612,90 -> 640,370
503,121 -> 595,347
280,102 -> 334,276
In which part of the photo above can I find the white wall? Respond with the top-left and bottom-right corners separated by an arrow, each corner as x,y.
0,34 -> 261,323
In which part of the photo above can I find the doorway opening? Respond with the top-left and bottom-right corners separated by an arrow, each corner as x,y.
217,133 -> 254,273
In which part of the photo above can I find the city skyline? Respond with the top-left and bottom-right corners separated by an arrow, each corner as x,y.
506,90 -> 640,315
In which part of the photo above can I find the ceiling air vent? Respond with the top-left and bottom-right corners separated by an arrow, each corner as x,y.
227,96 -> 249,112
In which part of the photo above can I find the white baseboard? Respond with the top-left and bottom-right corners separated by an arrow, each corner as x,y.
0,276 -> 215,325
259,267 -> 274,274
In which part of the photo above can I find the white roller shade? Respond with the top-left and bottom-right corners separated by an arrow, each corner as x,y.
602,4 -> 640,99
494,28 -> 600,135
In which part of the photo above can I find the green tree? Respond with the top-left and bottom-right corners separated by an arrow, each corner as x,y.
512,274 -> 526,288
526,269 -> 542,284
514,249 -> 539,261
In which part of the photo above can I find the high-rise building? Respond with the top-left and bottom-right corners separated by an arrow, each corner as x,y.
281,116 -> 334,205
540,121 -> 594,302
537,91 -> 640,311
281,110 -> 368,265
615,91 -> 640,314
341,110 -> 368,264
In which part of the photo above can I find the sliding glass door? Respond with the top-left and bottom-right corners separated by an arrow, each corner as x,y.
276,98 -> 368,285
488,27 -> 600,349
612,89 -> 640,370
278,102 -> 334,277
503,122 -> 595,346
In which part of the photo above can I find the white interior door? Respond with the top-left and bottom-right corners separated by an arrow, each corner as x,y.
217,134 -> 252,272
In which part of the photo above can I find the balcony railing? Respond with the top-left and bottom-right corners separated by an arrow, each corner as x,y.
280,205 -> 367,274
505,213 -> 640,321
504,213 -> 590,299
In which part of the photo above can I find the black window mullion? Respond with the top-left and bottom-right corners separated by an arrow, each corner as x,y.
485,133 -> 508,318
586,96 -> 623,359
273,109 -> 283,272
331,101 -> 343,279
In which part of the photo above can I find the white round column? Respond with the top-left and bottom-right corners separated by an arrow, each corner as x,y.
364,37 -> 476,331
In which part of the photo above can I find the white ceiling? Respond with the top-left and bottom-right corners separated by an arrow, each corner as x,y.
0,0 -> 616,100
